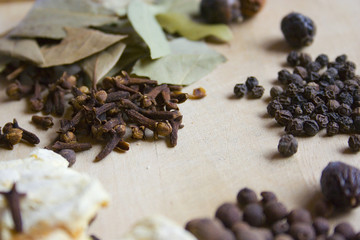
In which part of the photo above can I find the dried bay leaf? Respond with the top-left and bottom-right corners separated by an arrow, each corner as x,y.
0,37 -> 44,64
9,0 -> 118,39
127,0 -> 170,59
80,41 -> 126,83
156,12 -> 233,42
40,27 -> 126,68
132,38 -> 226,85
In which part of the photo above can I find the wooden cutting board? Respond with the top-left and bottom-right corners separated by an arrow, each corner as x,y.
1,0 -> 360,239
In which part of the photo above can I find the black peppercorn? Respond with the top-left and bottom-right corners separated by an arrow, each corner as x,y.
250,85 -> 265,98
277,134 -> 298,157
267,100 -> 283,117
200,0 -> 242,24
320,161 -> 360,209
287,51 -> 300,67
281,12 -> 316,48
315,54 -> 329,68
246,76 -> 259,90
270,86 -> 284,99
234,83 -> 248,98
285,118 -> 304,136
348,134 -> 360,152
326,121 -> 339,136
275,110 -> 293,126
294,66 -> 308,80
303,120 -> 319,136
272,220 -> 290,235
299,53 -> 313,67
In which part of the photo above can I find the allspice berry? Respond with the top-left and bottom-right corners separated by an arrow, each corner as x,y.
263,201 -> 288,224
334,222 -> 356,240
243,203 -> 265,227
200,0 -> 242,24
215,203 -> 243,228
185,218 -> 236,240
312,217 -> 329,236
287,208 -> 312,225
240,0 -> 266,18
289,223 -> 316,240
237,188 -> 258,207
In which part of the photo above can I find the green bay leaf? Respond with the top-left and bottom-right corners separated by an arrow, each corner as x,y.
127,0 -> 170,59
156,12 -> 232,42
80,41 -> 126,83
132,38 -> 226,85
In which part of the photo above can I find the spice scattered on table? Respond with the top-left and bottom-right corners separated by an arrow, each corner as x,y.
45,71 -> 187,163
277,134 -> 298,157
0,119 -> 39,149
233,76 -> 265,99
267,51 -> 360,155
320,161 -> 360,209
200,0 -> 266,24
185,186 -> 360,240
281,12 -> 316,48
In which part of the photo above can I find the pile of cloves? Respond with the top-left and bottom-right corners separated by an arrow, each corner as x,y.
185,187 -> 359,240
46,71 -> 187,163
0,119 -> 39,149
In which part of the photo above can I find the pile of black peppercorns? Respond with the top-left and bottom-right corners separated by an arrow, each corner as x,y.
185,187 -> 359,240
234,76 -> 265,99
267,51 -> 360,156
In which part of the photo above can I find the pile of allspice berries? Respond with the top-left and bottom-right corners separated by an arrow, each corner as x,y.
185,187 -> 359,240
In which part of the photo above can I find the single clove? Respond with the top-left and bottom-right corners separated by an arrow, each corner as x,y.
11,119 -> 40,145
0,183 -> 26,233
50,141 -> 92,152
31,115 -> 54,130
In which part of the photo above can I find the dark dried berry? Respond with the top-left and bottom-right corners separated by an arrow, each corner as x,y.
299,53 -> 312,67
289,223 -> 316,240
237,188 -> 258,206
275,110 -> 293,126
287,51 -> 300,67
328,234 -> 346,240
334,222 -> 355,240
281,12 -> 316,48
307,62 -> 321,73
302,102 -> 315,115
303,120 -> 319,136
278,69 -> 293,85
278,134 -> 298,157
315,54 -> 329,68
312,217 -> 329,236
289,74 -> 304,86
270,86 -> 284,99
315,114 -> 329,128
263,201 -> 288,223
338,116 -> 353,133
348,134 -> 360,152
272,220 -> 290,235
294,66 -> 308,79
250,85 -> 265,99
246,76 -> 259,90
327,99 -> 340,111
215,203 -> 242,228
287,208 -> 311,225
337,104 -> 352,117
267,100 -> 283,117
243,203 -> 265,227
260,191 -> 277,204
285,118 -> 304,136
186,218 -> 236,240
336,54 -> 348,64
234,83 -> 248,98
200,0 -> 242,24
326,121 -> 339,136
320,161 -> 360,209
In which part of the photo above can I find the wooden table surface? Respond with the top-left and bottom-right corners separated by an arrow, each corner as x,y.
1,0 -> 360,239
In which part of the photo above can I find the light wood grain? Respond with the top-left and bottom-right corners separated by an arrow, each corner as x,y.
1,0 -> 360,239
